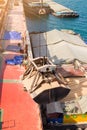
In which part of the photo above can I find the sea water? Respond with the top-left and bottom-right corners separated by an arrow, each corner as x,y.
26,0 -> 87,42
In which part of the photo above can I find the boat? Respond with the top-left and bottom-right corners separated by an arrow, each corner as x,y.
1,0 -> 87,130
29,30 -> 87,129
23,0 -> 53,16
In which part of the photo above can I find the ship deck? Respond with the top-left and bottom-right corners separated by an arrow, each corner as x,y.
0,1 -> 42,130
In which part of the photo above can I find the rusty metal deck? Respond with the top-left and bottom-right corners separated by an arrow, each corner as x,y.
0,1 -> 42,130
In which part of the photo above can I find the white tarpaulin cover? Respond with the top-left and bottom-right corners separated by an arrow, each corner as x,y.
30,29 -> 87,64
47,101 -> 63,114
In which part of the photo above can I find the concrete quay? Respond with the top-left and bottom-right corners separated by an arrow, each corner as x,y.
43,0 -> 73,12
44,0 -> 79,17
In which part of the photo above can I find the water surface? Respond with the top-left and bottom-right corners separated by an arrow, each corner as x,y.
26,0 -> 87,42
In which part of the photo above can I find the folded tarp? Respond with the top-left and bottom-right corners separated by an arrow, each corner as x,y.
5,59 -> 16,65
3,31 -> 22,40
5,55 -> 24,65
6,45 -> 21,52
14,55 -> 24,62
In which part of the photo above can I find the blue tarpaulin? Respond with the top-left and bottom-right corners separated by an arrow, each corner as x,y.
5,55 -> 24,65
3,31 -> 22,40
5,59 -> 16,65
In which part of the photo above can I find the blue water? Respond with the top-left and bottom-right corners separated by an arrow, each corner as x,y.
26,0 -> 87,42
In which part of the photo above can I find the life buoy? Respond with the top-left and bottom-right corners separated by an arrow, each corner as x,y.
39,8 -> 46,15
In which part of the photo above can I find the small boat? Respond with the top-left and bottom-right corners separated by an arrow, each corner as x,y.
23,1 -> 53,16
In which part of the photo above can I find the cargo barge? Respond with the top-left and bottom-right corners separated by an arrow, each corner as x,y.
28,29 -> 87,130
